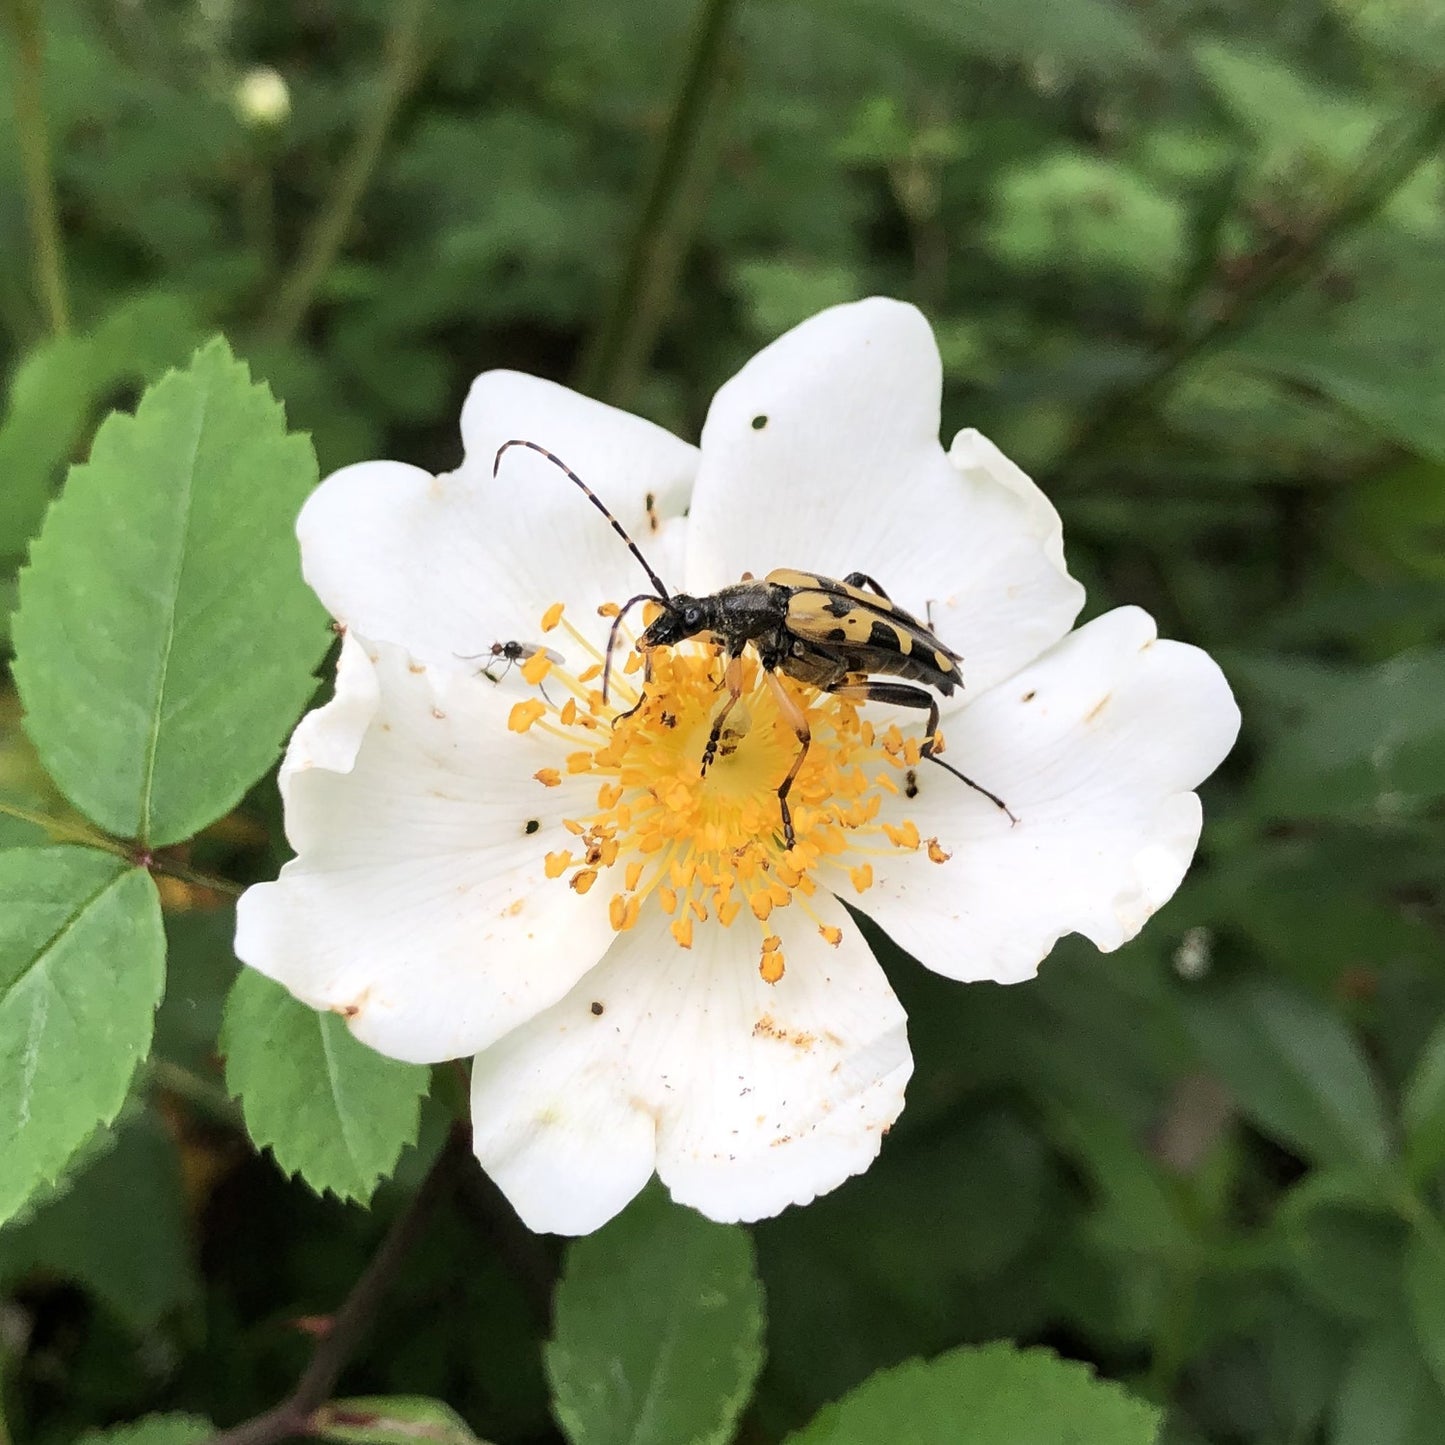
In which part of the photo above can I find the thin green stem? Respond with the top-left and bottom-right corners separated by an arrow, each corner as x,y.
151,857 -> 245,898
0,796 -> 123,853
575,0 -> 740,406
261,0 -> 430,343
0,798 -> 245,896
1051,94 -> 1445,484
7,0 -> 70,335
145,1056 -> 243,1127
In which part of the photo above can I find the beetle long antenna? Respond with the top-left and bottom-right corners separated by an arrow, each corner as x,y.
603,592 -> 660,704
494,440 -> 671,599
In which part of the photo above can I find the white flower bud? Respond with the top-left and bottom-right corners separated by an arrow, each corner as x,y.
235,66 -> 291,128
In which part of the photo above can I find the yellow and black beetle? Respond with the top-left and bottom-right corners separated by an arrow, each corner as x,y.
494,439 -> 1015,846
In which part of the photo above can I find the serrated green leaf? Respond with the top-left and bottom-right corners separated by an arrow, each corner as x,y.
1181,976 -> 1391,1170
784,1342 -> 1161,1444
1405,1221 -> 1445,1396
546,1186 -> 765,1445
220,968 -> 428,1203
0,1108 -> 196,1329
313,1396 -> 490,1445
1332,1323 -> 1445,1445
78,1414 -> 212,1445
11,336 -> 328,846
0,846 -> 165,1225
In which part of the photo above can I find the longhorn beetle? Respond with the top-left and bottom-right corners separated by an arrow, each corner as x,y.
494,439 -> 1016,847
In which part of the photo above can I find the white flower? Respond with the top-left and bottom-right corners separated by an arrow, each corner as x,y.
235,298 -> 1240,1234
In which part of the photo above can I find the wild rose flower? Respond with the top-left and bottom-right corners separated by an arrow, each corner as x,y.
235,299 -> 1239,1234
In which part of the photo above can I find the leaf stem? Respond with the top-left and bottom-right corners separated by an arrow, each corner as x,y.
0,799 -> 248,897
1050,93 -> 1445,484
0,796 -> 123,853
145,1056 -> 244,1127
261,0 -> 430,344
574,0 -> 739,406
204,1128 -> 468,1445
150,857 -> 245,899
7,0 -> 70,336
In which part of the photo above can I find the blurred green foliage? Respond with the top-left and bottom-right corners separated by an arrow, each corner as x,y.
2,0 -> 1444,1442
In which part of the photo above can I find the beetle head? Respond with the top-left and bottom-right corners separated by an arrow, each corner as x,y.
641,595 -> 712,648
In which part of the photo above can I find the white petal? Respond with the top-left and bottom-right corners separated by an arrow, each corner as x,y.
235,640 -> 614,1064
281,628 -> 378,779
685,298 -> 1084,694
297,372 -> 697,670
860,607 -> 1240,984
469,894 -> 911,1235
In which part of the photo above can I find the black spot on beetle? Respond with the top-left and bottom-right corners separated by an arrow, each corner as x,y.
751,415 -> 768,430
827,627 -> 848,642
524,819 -> 540,835
869,619 -> 906,651
590,1001 -> 605,1016
823,597 -> 853,618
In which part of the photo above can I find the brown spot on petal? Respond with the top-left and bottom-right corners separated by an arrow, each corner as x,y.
1021,689 -> 1036,703
331,987 -> 372,1021
752,1014 -> 817,1050
1084,693 -> 1111,724
408,661 -> 426,674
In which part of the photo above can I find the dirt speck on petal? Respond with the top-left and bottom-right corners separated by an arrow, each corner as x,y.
752,1014 -> 817,1050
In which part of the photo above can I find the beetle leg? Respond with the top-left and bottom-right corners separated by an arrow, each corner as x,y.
841,571 -> 891,600
763,668 -> 812,849
826,679 -> 1018,824
701,652 -> 747,775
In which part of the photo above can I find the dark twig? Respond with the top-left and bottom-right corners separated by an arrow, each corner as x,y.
261,0 -> 430,343
1050,94 -> 1445,485
575,0 -> 739,406
205,1130 -> 468,1445
7,0 -> 70,335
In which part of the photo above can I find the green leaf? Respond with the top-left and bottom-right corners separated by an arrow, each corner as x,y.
0,293 -> 202,557
0,1107 -> 197,1329
546,1186 -> 765,1445
1278,1174 -> 1410,1323
78,1415 -> 212,1445
220,968 -> 428,1203
1332,1324 -> 1445,1445
1251,650 -> 1445,821
1405,1220 -> 1445,1396
11,336 -> 328,846
783,1342 -> 1161,1444
313,1396 -> 491,1445
1181,976 -> 1391,1170
1403,1019 -> 1445,1185
829,0 -> 1156,77
0,846 -> 165,1225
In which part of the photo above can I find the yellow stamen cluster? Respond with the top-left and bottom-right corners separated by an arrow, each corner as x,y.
507,603 -> 947,983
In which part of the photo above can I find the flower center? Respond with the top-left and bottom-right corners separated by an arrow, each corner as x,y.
505,603 -> 949,982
